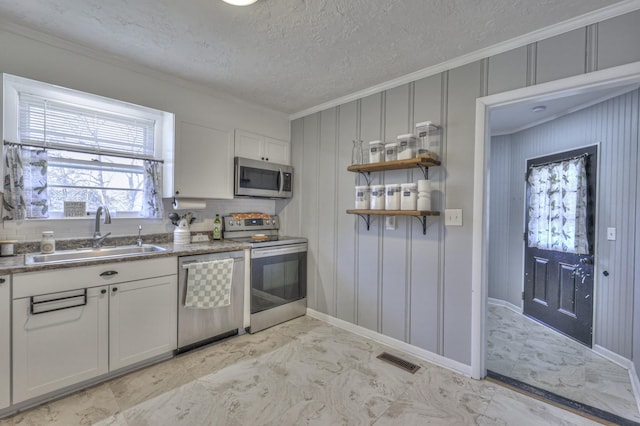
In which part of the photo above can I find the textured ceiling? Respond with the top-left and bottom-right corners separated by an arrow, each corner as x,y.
0,0 -> 627,114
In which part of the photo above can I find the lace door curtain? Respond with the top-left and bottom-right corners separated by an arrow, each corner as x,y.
527,156 -> 589,254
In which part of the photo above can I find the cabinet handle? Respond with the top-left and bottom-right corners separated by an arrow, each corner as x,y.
100,270 -> 119,277
261,157 -> 265,160
0,278 -> 5,284
112,287 -> 118,293
101,289 -> 107,294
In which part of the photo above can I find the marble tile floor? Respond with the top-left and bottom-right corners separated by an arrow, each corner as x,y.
1,315 -> 601,426
487,303 -> 640,423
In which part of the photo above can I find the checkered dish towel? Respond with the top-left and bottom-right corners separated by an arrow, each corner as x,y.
184,258 -> 234,309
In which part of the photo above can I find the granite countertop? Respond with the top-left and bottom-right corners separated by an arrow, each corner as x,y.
0,240 -> 250,275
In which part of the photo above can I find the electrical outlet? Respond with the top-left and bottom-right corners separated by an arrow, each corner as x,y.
445,209 -> 463,226
385,216 -> 396,230
607,227 -> 616,241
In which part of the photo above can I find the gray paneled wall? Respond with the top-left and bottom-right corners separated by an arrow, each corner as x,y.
488,89 -> 640,359
279,9 -> 640,366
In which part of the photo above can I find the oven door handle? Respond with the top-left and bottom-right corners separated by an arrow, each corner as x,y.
251,244 -> 307,259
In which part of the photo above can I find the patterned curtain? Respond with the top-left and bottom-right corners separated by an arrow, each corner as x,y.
143,159 -> 163,218
3,146 -> 49,220
527,156 -> 589,254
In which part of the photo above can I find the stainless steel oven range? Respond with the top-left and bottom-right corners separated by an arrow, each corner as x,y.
223,214 -> 307,333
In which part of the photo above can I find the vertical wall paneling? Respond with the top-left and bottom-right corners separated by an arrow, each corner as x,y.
634,87 -> 640,376
357,94 -> 383,331
488,46 -> 528,95
316,108 -> 338,315
335,101 -> 359,323
442,61 -> 482,364
488,90 -> 640,358
285,9 -> 640,368
536,28 -> 587,84
301,114 -> 320,310
280,119 -> 305,236
381,84 -> 411,341
487,135 -> 513,303
411,73 -> 444,352
597,10 -> 640,71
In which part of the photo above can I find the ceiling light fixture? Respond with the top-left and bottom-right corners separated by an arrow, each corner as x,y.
532,105 -> 547,113
222,0 -> 258,5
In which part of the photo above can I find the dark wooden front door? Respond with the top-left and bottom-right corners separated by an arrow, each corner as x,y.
523,146 -> 597,347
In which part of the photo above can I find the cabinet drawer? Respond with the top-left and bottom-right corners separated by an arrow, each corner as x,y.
14,257 -> 177,298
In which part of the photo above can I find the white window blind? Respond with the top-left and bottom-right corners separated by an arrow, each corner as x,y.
18,93 -> 156,159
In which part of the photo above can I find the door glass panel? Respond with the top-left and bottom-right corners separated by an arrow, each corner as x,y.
239,166 -> 279,190
527,156 -> 589,254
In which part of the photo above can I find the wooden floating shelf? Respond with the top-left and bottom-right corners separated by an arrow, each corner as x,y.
347,157 -> 441,173
346,209 -> 440,216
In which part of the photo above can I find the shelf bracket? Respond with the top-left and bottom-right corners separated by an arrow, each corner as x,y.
357,171 -> 371,186
417,165 -> 429,180
413,215 -> 428,235
356,214 -> 371,230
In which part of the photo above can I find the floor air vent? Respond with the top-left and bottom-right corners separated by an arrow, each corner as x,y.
376,352 -> 420,374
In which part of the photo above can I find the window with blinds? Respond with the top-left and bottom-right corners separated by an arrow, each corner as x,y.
3,74 -> 171,219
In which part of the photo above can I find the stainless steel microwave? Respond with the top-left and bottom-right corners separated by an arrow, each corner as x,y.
234,157 -> 293,199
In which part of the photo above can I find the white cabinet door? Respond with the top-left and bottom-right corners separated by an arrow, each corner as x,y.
0,275 -> 10,409
172,121 -> 234,199
109,275 -> 177,371
264,137 -> 290,165
12,287 -> 109,403
234,129 -> 265,161
235,130 -> 291,165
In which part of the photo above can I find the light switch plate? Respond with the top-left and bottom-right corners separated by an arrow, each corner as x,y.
445,209 -> 463,226
607,227 -> 616,241
385,216 -> 396,230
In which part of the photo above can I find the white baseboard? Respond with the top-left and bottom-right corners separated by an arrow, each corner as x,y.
592,345 -> 640,414
488,297 -> 521,313
306,308 -> 472,377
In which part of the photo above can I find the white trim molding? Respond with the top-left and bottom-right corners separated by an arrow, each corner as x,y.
472,61 -> 640,381
487,297 -> 522,314
306,308 -> 472,378
290,0 -> 640,120
593,345 -> 640,414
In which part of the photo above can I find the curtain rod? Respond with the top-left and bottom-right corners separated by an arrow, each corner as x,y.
3,140 -> 164,164
528,152 -> 590,170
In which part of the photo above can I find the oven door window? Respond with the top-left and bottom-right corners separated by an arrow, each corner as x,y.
251,251 -> 306,314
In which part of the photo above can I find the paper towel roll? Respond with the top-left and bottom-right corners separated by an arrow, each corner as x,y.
172,198 -> 206,210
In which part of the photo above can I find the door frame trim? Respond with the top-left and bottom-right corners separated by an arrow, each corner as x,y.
471,61 -> 640,380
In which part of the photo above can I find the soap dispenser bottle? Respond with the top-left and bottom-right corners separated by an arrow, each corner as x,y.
213,214 -> 222,240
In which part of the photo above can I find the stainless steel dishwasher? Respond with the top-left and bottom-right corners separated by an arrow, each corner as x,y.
177,250 -> 245,353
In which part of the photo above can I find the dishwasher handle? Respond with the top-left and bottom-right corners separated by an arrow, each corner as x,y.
180,257 -> 245,268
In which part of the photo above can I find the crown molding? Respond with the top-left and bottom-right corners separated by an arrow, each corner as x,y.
289,0 -> 640,120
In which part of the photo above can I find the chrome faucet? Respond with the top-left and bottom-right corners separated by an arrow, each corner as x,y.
136,225 -> 143,247
93,206 -> 112,248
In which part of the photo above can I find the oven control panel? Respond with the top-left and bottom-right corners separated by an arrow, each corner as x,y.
223,215 -> 279,231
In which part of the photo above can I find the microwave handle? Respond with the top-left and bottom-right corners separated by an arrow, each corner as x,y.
278,168 -> 284,194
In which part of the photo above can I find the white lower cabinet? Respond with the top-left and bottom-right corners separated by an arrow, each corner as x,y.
0,275 -> 11,409
12,286 -> 109,403
12,258 -> 177,404
109,275 -> 177,371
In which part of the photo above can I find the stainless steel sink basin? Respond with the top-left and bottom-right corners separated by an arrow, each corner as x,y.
25,245 -> 167,265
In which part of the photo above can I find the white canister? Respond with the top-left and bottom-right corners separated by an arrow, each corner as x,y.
384,184 -> 401,210
400,183 -> 418,210
173,227 -> 191,245
370,185 -> 386,210
41,231 -> 55,254
384,143 -> 398,162
369,141 -> 385,163
417,195 -> 432,211
417,179 -> 431,192
355,186 -> 371,209
0,241 -> 16,257
397,134 -> 417,160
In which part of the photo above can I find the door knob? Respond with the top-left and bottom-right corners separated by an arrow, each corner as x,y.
579,258 -> 593,265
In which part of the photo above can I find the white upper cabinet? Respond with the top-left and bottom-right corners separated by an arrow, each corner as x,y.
235,129 -> 290,165
166,121 -> 234,200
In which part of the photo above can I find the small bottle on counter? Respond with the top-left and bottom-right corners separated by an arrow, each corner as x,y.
213,214 -> 222,240
41,231 -> 55,254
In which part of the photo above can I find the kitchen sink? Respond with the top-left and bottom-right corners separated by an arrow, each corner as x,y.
25,245 -> 167,266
